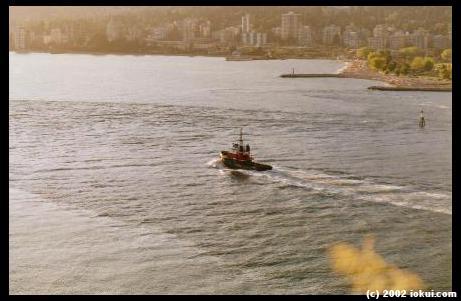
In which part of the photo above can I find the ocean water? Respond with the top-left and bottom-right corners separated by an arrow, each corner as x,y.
9,53 -> 452,294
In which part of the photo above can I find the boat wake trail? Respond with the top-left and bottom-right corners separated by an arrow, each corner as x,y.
268,167 -> 451,215
207,160 -> 451,215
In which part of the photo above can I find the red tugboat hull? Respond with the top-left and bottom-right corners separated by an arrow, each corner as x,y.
220,151 -> 272,171
219,128 -> 272,171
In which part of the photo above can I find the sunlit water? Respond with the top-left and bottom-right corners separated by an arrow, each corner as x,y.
9,52 -> 452,294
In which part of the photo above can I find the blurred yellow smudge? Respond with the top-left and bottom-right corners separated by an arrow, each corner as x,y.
328,235 -> 425,294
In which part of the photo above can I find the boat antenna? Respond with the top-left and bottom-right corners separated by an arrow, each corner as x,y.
239,128 -> 243,145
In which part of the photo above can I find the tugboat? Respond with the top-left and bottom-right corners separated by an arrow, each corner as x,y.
220,129 -> 272,171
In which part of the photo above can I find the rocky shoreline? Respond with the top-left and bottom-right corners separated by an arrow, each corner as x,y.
338,60 -> 452,90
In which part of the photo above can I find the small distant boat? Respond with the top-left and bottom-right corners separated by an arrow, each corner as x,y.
219,128 -> 272,171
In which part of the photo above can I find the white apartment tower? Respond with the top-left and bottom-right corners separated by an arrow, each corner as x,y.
242,14 -> 251,34
298,26 -> 313,46
281,12 -> 301,40
13,26 -> 26,50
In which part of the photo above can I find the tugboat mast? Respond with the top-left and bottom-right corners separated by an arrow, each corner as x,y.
239,128 -> 244,147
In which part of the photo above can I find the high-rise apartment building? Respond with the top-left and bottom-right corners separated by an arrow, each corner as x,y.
342,24 -> 361,48
199,20 -> 211,38
242,31 -> 267,47
388,33 -> 407,50
343,31 -> 360,48
281,12 -> 301,40
242,14 -> 251,34
433,34 -> 449,49
13,26 -> 26,50
368,36 -> 387,50
182,18 -> 197,42
322,25 -> 341,45
298,26 -> 313,46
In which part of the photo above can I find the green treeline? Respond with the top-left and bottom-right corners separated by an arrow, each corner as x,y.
357,46 -> 452,80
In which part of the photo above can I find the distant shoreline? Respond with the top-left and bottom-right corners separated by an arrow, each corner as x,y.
11,49 -> 230,58
10,49 -> 346,61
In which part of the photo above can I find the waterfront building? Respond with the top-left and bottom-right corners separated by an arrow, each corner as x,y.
148,25 -> 171,41
27,31 -> 39,47
358,28 -> 371,43
432,34 -> 449,49
242,14 -> 251,34
70,21 -> 91,46
406,28 -> 431,49
178,18 -> 212,42
212,26 -> 239,46
44,29 -> 69,46
242,31 -> 267,47
408,33 -> 431,49
199,20 -> 211,38
298,26 -> 313,46
281,12 -> 301,40
272,26 -> 282,38
389,33 -> 407,50
342,25 -> 361,48
322,25 -> 341,45
343,31 -> 360,48
241,32 -> 247,45
106,17 -> 123,42
343,24 -> 364,48
182,18 -> 197,42
248,32 -> 257,45
367,36 -> 387,50
255,32 -> 267,47
12,26 -> 26,50
250,32 -> 256,45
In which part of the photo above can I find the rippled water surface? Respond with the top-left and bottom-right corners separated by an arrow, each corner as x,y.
9,53 -> 452,294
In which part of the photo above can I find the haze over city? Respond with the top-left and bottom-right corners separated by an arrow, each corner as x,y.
10,6 -> 451,55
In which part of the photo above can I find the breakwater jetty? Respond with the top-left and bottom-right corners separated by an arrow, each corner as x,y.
368,86 -> 452,92
280,73 -> 343,78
